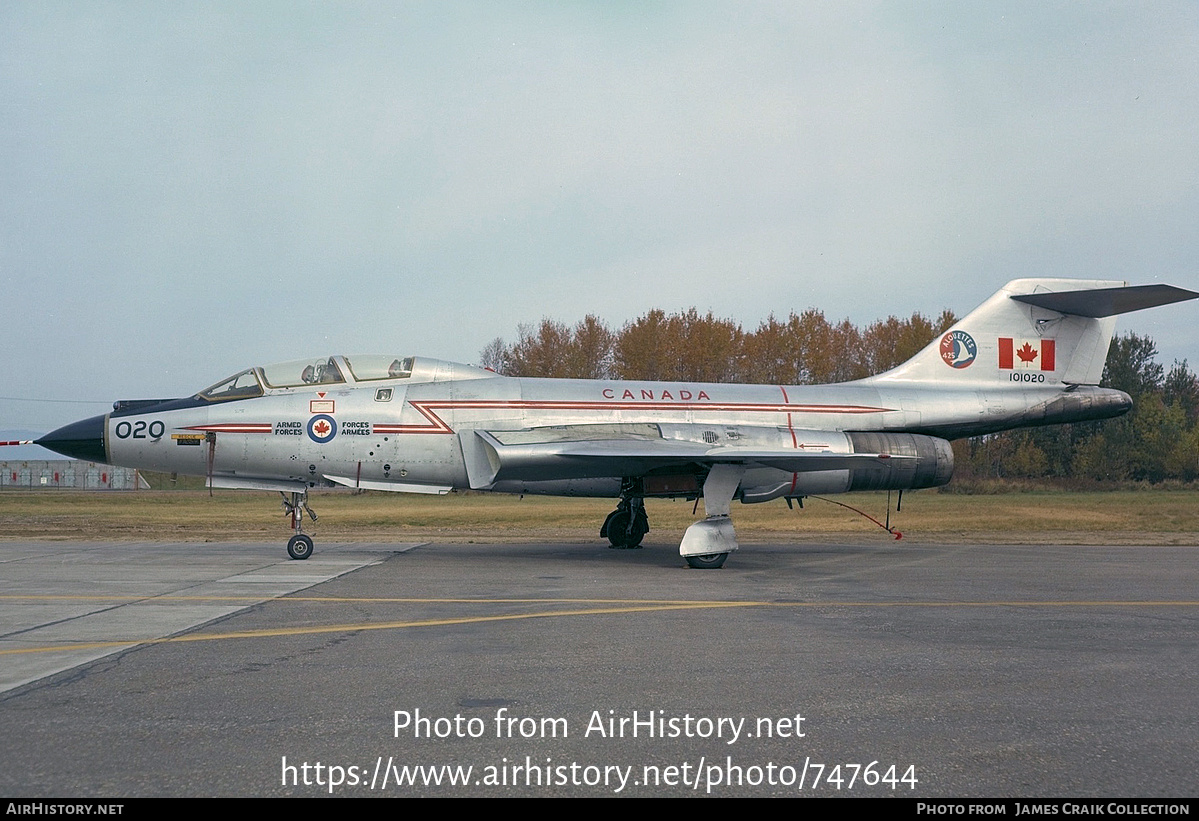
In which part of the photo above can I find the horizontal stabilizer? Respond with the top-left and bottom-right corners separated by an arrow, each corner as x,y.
1011,284 -> 1199,318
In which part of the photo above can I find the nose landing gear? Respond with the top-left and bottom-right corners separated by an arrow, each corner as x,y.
281,491 -> 318,560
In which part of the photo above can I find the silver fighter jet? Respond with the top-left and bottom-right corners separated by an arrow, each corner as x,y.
35,279 -> 1198,568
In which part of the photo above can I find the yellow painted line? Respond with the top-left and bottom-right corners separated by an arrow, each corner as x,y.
0,601 -> 756,655
1,598 -> 1197,657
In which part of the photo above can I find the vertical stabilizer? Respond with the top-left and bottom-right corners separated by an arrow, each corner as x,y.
867,279 -> 1131,386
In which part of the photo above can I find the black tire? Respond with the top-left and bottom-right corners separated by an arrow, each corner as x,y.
605,509 -> 647,549
624,524 -> 646,549
605,510 -> 632,548
601,509 -> 621,540
287,534 -> 314,560
685,552 -> 728,569
632,508 -> 649,547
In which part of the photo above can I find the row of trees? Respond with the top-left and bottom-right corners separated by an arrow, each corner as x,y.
480,308 -> 957,385
482,309 -> 1199,484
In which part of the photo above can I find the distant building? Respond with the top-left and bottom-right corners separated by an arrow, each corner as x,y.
0,461 -> 149,490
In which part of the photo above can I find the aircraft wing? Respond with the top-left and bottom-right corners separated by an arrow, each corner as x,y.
458,425 -> 910,488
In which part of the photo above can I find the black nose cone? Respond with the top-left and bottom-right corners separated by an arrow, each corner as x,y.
36,415 -> 108,463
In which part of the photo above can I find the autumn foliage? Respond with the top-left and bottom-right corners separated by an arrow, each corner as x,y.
481,308 -> 957,385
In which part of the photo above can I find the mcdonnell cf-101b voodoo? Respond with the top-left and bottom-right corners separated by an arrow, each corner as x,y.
32,279 -> 1198,568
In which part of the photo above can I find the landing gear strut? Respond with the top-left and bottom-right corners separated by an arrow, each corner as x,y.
680,464 -> 746,569
601,480 -> 649,549
281,491 -> 318,560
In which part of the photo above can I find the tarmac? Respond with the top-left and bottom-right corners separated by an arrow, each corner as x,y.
1,538 -> 1196,797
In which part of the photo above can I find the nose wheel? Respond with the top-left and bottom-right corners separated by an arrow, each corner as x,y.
287,534 -> 314,560
281,491 -> 318,560
684,552 -> 728,569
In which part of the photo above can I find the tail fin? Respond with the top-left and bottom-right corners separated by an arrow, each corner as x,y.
868,279 -> 1198,386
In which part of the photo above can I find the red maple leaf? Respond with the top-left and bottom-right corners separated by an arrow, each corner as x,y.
313,420 -> 330,435
1016,342 -> 1038,363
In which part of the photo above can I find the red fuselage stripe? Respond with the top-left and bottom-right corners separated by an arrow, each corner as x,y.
178,398 -> 893,436
183,424 -> 272,433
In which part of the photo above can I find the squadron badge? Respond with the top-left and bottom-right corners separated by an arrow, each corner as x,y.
939,330 -> 977,369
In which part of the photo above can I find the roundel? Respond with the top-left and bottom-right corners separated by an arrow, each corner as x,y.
307,414 -> 338,443
939,330 -> 977,369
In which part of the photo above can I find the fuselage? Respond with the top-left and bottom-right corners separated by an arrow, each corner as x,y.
38,354 -> 1131,503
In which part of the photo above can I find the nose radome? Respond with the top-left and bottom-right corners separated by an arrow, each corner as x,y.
36,414 -> 108,463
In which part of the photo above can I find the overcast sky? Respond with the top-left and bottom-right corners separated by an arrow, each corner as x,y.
3,1 -> 1197,434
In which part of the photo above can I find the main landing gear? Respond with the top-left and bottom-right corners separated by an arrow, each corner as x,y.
679,464 -> 746,570
601,480 -> 649,549
281,491 -> 318,560
600,469 -> 745,569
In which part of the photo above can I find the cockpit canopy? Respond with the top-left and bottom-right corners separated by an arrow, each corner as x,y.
199,369 -> 264,402
261,357 -> 347,388
196,356 -> 488,403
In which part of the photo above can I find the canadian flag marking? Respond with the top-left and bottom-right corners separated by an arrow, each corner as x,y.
999,338 -> 1055,371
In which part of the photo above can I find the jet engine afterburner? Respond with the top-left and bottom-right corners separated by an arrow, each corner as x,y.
738,430 -> 954,503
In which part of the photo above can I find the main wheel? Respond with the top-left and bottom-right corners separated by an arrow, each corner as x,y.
601,509 -> 621,540
287,534 -> 314,560
604,510 -> 647,549
624,518 -> 646,548
605,510 -> 632,548
685,552 -> 728,569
